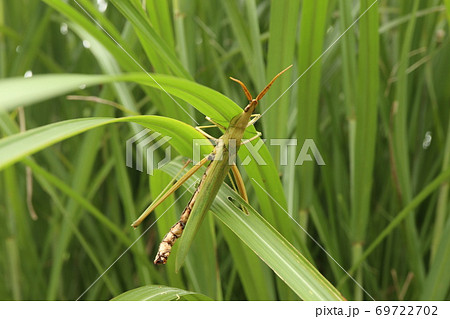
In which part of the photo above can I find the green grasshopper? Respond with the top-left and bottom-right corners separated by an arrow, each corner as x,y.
131,65 -> 292,265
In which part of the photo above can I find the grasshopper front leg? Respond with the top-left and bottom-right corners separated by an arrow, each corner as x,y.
241,131 -> 262,145
246,114 -> 261,127
195,126 -> 218,142
205,116 -> 226,130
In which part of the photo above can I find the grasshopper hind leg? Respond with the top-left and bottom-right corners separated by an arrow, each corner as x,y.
195,125 -> 218,142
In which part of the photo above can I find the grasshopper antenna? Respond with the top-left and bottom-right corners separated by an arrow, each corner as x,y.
256,64 -> 292,101
229,76 -> 253,102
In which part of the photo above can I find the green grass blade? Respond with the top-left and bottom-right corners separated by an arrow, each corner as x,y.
350,0 -> 379,300
444,0 -> 450,22
0,116 -> 208,171
421,217 -> 450,300
24,159 -> 130,246
146,0 -> 175,51
41,0 -> 141,72
222,0 -> 265,88
111,285 -> 214,301
109,0 -> 191,80
109,0 -> 193,124
296,0 -> 329,210
0,73 -> 240,122
430,113 -> 450,260
218,224 -> 275,300
263,0 -> 299,149
0,74 -> 108,112
392,0 -> 425,288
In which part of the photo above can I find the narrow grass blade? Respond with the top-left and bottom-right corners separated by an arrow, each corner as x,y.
421,217 -> 450,300
111,285 -> 213,301
296,0 -> 329,209
350,0 -> 379,299
431,114 -> 450,260
222,0 -> 265,88
391,0 -> 425,288
109,0 -> 191,80
263,0 -> 299,147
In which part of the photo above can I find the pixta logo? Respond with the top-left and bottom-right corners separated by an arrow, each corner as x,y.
126,129 -> 171,175
126,130 -> 325,175
192,138 -> 325,166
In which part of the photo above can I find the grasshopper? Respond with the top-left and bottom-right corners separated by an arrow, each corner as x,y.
131,65 -> 292,265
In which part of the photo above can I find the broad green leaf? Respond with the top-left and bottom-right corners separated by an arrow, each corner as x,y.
0,116 -> 209,171
162,159 -> 344,301
0,74 -> 107,113
111,285 -> 213,301
0,73 -> 240,123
